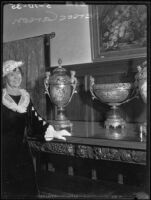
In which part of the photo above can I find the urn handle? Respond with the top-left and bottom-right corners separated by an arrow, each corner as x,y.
117,82 -> 139,106
67,70 -> 78,104
44,71 -> 51,99
89,76 -> 98,100
118,87 -> 139,105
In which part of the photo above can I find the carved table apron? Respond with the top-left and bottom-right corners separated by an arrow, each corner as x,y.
28,136 -> 146,166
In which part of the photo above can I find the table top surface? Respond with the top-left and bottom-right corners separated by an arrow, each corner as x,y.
28,121 -> 147,150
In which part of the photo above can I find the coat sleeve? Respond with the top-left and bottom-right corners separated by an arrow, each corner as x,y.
26,99 -> 49,139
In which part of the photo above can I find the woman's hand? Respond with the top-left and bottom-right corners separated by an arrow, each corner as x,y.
53,129 -> 71,140
44,125 -> 71,141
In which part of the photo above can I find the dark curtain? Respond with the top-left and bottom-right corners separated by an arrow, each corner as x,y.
3,35 -> 47,119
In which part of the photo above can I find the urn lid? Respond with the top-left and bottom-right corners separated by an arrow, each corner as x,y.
49,59 -> 72,84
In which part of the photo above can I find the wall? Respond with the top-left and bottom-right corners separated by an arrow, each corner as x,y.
3,3 -> 92,66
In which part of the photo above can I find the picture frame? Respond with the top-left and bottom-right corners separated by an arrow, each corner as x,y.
89,5 -> 147,62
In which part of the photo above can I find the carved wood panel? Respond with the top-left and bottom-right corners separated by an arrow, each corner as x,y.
28,141 -> 146,165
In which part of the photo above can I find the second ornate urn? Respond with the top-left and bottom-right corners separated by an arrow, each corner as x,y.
90,76 -> 136,129
44,59 -> 77,131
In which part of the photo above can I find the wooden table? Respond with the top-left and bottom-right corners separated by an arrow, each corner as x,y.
28,121 -> 146,165
27,121 -> 148,197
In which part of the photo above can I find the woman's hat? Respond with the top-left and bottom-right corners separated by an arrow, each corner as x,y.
3,60 -> 24,77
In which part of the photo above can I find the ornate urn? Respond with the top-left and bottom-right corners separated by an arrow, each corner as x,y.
135,60 -> 147,135
90,76 -> 136,129
44,59 -> 77,131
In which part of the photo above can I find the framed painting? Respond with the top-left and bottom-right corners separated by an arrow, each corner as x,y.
89,5 -> 147,62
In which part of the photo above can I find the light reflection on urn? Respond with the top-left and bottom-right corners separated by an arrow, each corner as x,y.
44,59 -> 77,131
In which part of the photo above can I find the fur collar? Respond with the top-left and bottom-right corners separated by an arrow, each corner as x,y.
2,88 -> 30,113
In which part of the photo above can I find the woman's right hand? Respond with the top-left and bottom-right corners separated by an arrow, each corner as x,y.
53,129 -> 71,141
44,125 -> 71,141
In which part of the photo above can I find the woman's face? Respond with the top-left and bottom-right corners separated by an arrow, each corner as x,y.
6,68 -> 22,88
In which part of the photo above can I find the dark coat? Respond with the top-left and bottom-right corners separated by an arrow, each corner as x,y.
2,95 -> 49,198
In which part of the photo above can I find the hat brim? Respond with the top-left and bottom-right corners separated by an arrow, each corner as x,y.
3,61 -> 24,77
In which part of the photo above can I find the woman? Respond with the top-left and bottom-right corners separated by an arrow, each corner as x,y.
2,60 -> 71,198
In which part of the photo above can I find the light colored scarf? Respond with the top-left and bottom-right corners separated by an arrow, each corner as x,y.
2,88 -> 30,113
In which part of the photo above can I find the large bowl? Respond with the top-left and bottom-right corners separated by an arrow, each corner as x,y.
93,83 -> 133,105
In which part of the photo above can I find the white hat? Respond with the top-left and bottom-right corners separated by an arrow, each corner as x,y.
3,60 -> 24,77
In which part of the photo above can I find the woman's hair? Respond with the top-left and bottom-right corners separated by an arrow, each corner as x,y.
2,67 -> 24,88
